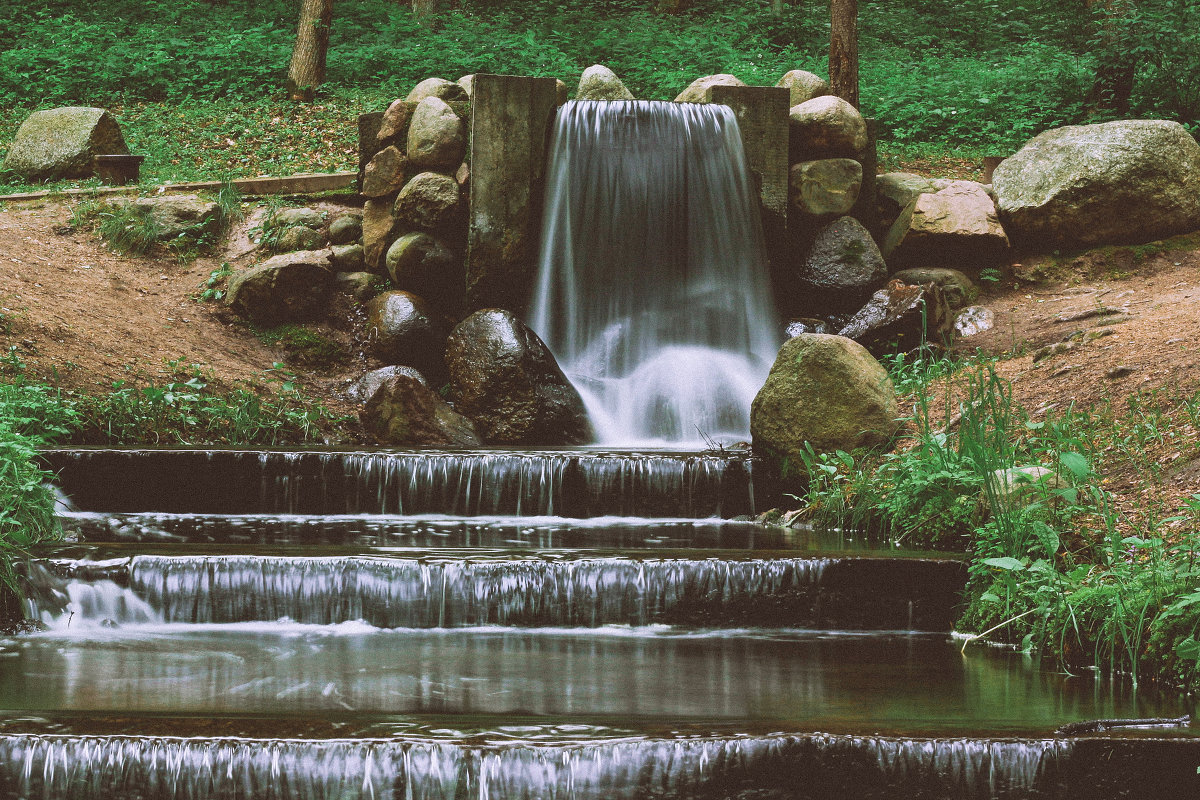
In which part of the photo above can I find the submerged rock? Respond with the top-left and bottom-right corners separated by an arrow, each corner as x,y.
838,279 -> 953,356
361,370 -> 480,447
993,119 -> 1200,250
750,333 -> 900,461
2,107 -> 128,181
446,309 -> 593,445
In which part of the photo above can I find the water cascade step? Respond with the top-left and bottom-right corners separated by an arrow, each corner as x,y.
530,101 -> 781,446
42,448 -> 762,517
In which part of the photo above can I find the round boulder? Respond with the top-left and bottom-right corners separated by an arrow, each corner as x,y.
673,74 -> 744,103
776,70 -> 829,108
2,107 -> 128,182
789,95 -> 868,160
361,370 -> 481,447
226,250 -> 334,323
789,158 -> 862,217
330,243 -> 366,272
273,224 -> 324,253
365,290 -> 448,376
795,216 -> 887,313
446,309 -> 593,445
406,97 -> 466,170
576,65 -> 635,101
404,77 -> 468,103
328,213 -> 363,246
750,334 -> 901,462
385,232 -> 461,307
393,172 -> 460,232
993,119 -> 1200,250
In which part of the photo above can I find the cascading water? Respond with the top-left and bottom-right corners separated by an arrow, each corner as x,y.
529,101 -> 781,446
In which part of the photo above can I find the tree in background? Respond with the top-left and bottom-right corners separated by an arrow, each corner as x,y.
829,0 -> 858,108
1086,0 -> 1137,114
413,0 -> 458,25
287,0 -> 333,101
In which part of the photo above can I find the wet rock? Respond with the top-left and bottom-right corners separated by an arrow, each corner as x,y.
673,73 -> 744,103
446,309 -> 593,445
576,64 -> 635,101
838,279 -> 953,356
365,290 -> 448,376
993,119 -> 1200,250
328,213 -> 363,246
362,198 -> 400,272
361,145 -> 410,198
776,69 -> 828,107
330,242 -> 366,272
385,232 -> 461,307
361,371 -> 481,447
404,77 -> 468,103
334,271 -> 377,303
346,365 -> 428,403
406,97 -> 466,171
125,195 -> 221,241
376,100 -> 417,145
954,305 -> 995,337
273,224 -> 324,253
882,181 -> 1009,272
789,158 -> 862,218
2,107 -> 128,181
751,333 -> 901,461
893,267 -> 975,309
795,216 -> 887,312
785,318 -> 832,337
393,171 -> 460,232
788,95 -> 867,160
226,250 -> 334,323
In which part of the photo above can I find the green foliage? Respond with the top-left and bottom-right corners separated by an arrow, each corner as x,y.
252,325 -> 348,370
197,262 -> 234,303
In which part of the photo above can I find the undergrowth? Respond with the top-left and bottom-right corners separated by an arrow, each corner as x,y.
791,348 -> 1200,689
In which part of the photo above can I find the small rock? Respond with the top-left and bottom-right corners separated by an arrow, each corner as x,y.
576,64 -> 635,101
361,146 -> 410,198
455,74 -> 475,99
272,208 -> 324,229
330,243 -> 366,272
893,268 -> 976,310
988,466 -> 1065,507
405,77 -> 468,103
953,306 -> 995,337
555,79 -> 569,105
347,365 -> 428,403
838,279 -> 953,356
362,370 -> 481,447
334,271 -> 377,303
1032,341 -> 1076,363
328,213 -> 363,246
785,318 -> 832,337
273,225 -> 325,253
1106,365 -> 1136,379
125,195 -> 221,242
361,198 -> 399,272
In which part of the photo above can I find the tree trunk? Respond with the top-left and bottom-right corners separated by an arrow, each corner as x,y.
829,0 -> 859,109
771,0 -> 785,15
413,0 -> 457,24
658,0 -> 691,12
1087,0 -> 1136,114
286,0 -> 333,102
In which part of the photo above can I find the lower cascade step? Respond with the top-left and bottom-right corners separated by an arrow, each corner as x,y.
1,731 -> 1197,799
23,553 -> 967,630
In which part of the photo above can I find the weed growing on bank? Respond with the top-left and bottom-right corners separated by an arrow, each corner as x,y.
792,349 -> 1200,689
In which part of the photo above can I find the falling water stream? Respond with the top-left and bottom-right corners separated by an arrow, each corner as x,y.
529,101 -> 781,446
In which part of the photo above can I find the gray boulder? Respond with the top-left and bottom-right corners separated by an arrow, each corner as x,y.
365,290 -> 448,376
796,216 -> 887,312
347,365 -> 428,403
330,243 -> 366,272
385,232 -> 461,307
2,107 -> 128,182
393,171 -> 460,231
273,224 -> 324,253
789,96 -> 867,160
789,158 -> 862,217
405,77 -> 469,103
328,213 -> 363,246
993,119 -> 1200,250
750,334 -> 900,462
376,100 -> 417,145
226,250 -> 333,323
271,208 -> 324,229
123,195 -> 221,242
882,181 -> 1010,272
361,370 -> 481,447
838,279 -> 953,356
446,309 -> 593,445
406,97 -> 466,170
776,70 -> 829,107
361,146 -> 410,198
893,267 -> 975,309
674,74 -> 744,103
576,65 -> 635,101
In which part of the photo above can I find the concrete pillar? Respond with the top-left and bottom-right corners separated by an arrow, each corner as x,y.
706,85 -> 791,266
465,74 -> 559,312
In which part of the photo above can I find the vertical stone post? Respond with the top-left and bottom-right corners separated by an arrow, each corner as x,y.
465,74 -> 559,312
706,85 -> 791,271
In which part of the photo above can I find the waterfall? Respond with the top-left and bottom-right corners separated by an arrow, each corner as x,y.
529,101 -> 780,446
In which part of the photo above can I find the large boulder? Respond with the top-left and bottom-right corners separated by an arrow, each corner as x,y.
776,70 -> 828,107
788,95 -> 867,160
837,279 -> 953,356
226,250 -> 334,323
576,65 -> 635,101
361,370 -> 480,447
795,216 -> 887,312
2,107 -> 128,182
406,97 -> 466,171
750,334 -> 900,461
124,195 -> 221,241
789,158 -> 862,218
882,181 -> 1010,272
674,73 -> 744,103
393,171 -> 460,231
385,232 -> 461,307
875,172 -> 953,233
365,290 -> 448,376
993,119 -> 1200,250
404,77 -> 468,104
361,145 -> 410,198
446,309 -> 593,445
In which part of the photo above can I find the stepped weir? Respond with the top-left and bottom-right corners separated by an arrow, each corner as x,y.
4,77 -> 1199,798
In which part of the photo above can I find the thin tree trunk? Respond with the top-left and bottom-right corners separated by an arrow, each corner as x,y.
287,0 -> 333,102
829,0 -> 859,109
658,0 -> 691,12
413,0 -> 457,25
771,0 -> 785,15
1087,0 -> 1136,114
